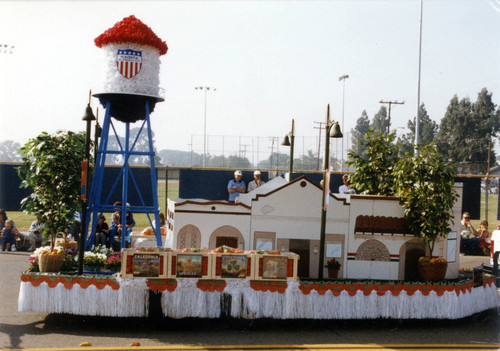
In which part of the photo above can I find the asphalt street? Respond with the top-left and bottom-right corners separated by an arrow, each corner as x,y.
1,251 -> 499,350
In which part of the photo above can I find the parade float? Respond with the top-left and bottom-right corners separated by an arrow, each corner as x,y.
18,15 -> 499,320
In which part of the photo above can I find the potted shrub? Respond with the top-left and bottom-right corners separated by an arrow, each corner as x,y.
325,258 -> 341,279
394,144 -> 458,281
18,131 -> 88,251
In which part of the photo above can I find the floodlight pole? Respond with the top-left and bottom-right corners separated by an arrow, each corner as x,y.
195,86 -> 216,167
338,74 -> 349,171
415,0 -> 423,155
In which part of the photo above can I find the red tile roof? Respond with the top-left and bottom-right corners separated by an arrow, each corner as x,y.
355,215 -> 412,235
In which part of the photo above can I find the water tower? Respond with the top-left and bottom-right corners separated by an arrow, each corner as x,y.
85,15 -> 168,249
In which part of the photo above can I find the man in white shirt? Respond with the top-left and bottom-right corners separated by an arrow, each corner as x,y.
27,216 -> 45,251
247,171 -> 265,192
338,174 -> 355,194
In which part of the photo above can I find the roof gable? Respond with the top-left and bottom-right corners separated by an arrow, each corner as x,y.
252,175 -> 349,206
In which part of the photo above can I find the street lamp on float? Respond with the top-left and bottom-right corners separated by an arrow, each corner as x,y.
318,104 -> 343,280
78,96 -> 96,275
281,118 -> 295,181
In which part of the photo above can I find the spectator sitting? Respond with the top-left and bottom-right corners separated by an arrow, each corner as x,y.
152,212 -> 167,235
338,174 -> 356,194
247,171 -> 265,192
109,201 -> 135,249
27,215 -> 45,251
94,215 -> 109,247
460,212 -> 482,255
0,209 -> 13,231
1,219 -> 19,251
477,220 -> 491,256
227,170 -> 245,202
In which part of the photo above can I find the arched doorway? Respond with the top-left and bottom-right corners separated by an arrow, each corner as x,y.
177,224 -> 201,249
209,225 -> 245,249
400,240 -> 426,281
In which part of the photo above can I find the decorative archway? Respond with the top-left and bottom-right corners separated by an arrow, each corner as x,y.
399,239 -> 426,280
177,224 -> 201,249
208,225 -> 245,250
355,239 -> 390,261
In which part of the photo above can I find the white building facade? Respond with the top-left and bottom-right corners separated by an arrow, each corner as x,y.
166,176 -> 463,280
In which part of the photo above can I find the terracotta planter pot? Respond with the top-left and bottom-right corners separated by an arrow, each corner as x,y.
38,254 -> 64,273
418,260 -> 448,281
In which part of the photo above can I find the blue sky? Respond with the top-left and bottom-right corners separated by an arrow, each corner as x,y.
1,0 -> 499,161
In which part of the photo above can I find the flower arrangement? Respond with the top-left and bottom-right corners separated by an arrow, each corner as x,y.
31,246 -> 65,272
325,258 -> 341,270
33,246 -> 64,256
60,247 -> 78,271
82,252 -> 107,267
93,244 -> 115,256
418,256 -> 447,265
28,255 -> 39,272
106,252 -> 121,269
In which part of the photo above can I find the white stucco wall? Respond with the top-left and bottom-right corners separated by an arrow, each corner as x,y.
171,200 -> 251,249
168,177 -> 462,280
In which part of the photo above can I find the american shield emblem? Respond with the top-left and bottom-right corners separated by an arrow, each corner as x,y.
116,49 -> 142,79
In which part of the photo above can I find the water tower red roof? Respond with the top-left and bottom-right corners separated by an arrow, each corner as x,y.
95,15 -> 168,55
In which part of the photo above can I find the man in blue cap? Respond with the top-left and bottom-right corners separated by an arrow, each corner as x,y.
227,170 -> 246,202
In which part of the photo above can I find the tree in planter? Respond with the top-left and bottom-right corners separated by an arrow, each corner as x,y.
346,128 -> 399,196
394,144 -> 458,258
18,131 -> 87,250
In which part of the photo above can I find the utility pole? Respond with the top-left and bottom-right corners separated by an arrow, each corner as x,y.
269,137 -> 277,170
485,140 -> 492,221
379,100 -> 405,134
240,144 -> 249,160
314,121 -> 325,170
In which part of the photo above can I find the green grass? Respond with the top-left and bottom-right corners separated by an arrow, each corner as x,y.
471,192 -> 499,229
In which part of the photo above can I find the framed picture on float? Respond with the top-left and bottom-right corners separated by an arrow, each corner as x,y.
262,255 -> 288,280
176,254 -> 203,278
121,249 -> 169,279
132,253 -> 161,277
220,254 -> 247,279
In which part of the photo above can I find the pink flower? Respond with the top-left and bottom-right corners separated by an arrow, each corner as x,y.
106,253 -> 121,266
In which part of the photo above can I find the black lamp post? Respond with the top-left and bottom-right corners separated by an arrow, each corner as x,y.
78,101 -> 96,275
94,108 -> 102,162
318,104 -> 343,280
281,119 -> 295,181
